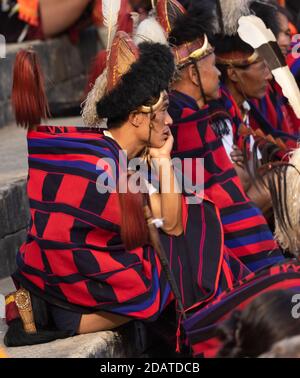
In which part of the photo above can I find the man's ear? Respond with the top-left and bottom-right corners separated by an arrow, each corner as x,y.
188,64 -> 200,87
227,67 -> 239,83
128,112 -> 146,128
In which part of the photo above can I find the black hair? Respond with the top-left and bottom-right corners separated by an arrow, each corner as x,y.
250,1 -> 282,37
96,42 -> 174,126
107,115 -> 130,130
217,290 -> 300,358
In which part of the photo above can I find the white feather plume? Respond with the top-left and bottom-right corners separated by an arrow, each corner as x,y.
238,15 -> 276,47
238,15 -> 300,118
272,67 -> 300,119
102,0 -> 121,52
133,17 -> 168,46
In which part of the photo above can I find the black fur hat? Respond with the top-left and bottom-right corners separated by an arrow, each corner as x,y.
168,0 -> 215,46
96,42 -> 174,123
213,34 -> 255,57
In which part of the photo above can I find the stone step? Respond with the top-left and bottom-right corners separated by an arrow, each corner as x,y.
0,320 -> 141,358
0,278 -> 146,358
0,28 -> 102,129
0,115 -> 152,358
260,335 -> 300,358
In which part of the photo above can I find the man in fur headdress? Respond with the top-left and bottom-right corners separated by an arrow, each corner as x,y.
4,33 -> 181,347
5,24 -> 257,350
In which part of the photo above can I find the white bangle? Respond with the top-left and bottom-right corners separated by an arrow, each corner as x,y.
151,218 -> 164,229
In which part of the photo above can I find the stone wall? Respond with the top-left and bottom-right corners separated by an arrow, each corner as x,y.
0,28 -> 102,129
0,179 -> 29,279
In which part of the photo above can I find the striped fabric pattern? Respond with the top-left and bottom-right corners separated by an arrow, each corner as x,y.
183,261 -> 300,357
219,85 -> 298,154
209,87 -> 252,157
13,125 -> 252,321
169,91 -> 284,272
13,126 -> 173,319
251,83 -> 300,137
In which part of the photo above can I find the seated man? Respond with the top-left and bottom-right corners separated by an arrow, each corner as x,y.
5,33 -> 247,348
212,0 -> 298,157
154,0 -> 284,270
6,24 -> 299,357
250,2 -> 300,136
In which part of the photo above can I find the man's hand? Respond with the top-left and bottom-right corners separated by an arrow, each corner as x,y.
149,129 -> 173,160
230,145 -> 245,168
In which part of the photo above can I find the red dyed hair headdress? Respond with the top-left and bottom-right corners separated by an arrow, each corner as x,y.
12,48 -> 50,129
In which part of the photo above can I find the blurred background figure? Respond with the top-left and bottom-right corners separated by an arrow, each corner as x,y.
0,0 -> 153,43
0,0 -> 94,42
285,0 -> 300,31
0,0 -> 131,43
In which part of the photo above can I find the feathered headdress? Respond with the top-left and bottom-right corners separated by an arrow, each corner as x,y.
96,32 -> 174,123
168,0 -> 215,45
211,0 -> 260,66
213,0 -> 288,68
132,0 -> 185,49
83,30 -> 174,127
154,0 -> 216,68
238,15 -> 300,118
133,16 -> 168,45
156,0 -> 186,35
102,0 -> 122,53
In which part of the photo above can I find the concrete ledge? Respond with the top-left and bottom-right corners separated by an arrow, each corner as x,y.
260,335 -> 300,358
0,321 -> 137,358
